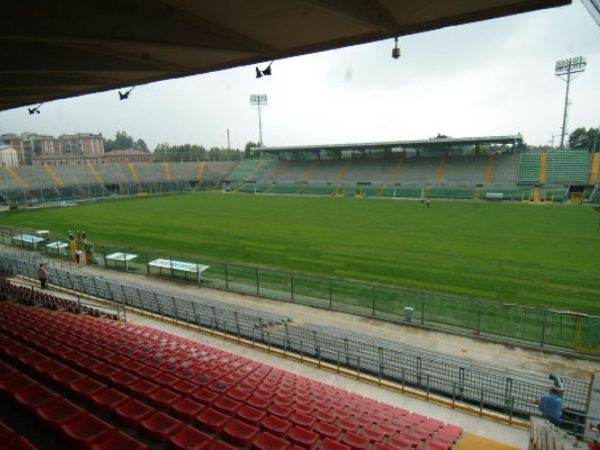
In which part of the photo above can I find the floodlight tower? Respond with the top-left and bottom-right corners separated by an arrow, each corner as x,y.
555,57 -> 587,149
250,94 -> 268,146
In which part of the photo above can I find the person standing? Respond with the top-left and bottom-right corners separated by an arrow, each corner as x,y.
37,263 -> 49,289
536,386 -> 563,426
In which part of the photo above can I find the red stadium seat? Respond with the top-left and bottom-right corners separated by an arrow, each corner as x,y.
35,359 -> 68,379
173,379 -> 198,396
260,415 -> 292,438
129,379 -> 159,399
290,412 -> 316,429
287,426 -> 319,449
236,405 -> 267,426
36,398 -> 85,431
114,399 -> 155,427
90,388 -> 130,412
320,438 -> 351,450
214,396 -> 242,415
13,383 -> 57,412
268,403 -> 292,419
341,432 -> 370,450
149,387 -> 182,409
2,435 -> 37,450
314,421 -> 342,440
0,373 -> 36,398
0,420 -> 16,445
222,419 -> 260,447
192,388 -> 220,406
252,431 -> 291,450
0,361 -> 17,381
247,395 -> 270,410
171,397 -> 204,420
210,442 -> 237,450
71,377 -> 107,401
386,437 -> 414,450
89,431 -> 149,450
169,425 -> 214,450
196,408 -> 230,433
51,367 -> 85,389
140,411 -> 183,441
91,364 -> 121,382
62,413 -> 116,449
109,371 -> 140,391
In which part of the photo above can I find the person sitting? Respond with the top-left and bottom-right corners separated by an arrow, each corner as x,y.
536,386 -> 563,426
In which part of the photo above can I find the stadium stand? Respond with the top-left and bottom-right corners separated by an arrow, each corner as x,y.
438,156 -> 488,184
487,153 -> 519,185
0,293 -> 467,450
546,151 -> 591,184
517,153 -> 541,185
1,152 -> 598,205
0,253 -> 590,423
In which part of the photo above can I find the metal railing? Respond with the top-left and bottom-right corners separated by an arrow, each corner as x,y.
0,250 -> 591,427
2,226 -> 597,356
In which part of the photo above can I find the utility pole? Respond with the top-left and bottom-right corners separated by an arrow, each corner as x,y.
555,57 -> 587,149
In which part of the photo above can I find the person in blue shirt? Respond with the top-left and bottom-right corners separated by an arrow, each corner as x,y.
536,386 -> 563,426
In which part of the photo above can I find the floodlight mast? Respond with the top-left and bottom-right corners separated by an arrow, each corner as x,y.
250,94 -> 268,146
555,57 -> 587,149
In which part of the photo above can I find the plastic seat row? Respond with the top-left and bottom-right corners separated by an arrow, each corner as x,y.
0,279 -> 120,320
0,418 -> 36,450
0,301 -> 464,449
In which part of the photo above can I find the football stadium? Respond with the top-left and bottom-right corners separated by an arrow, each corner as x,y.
0,2 -> 599,450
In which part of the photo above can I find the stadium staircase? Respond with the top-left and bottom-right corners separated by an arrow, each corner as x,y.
334,160 -> 353,189
590,153 -> 600,184
0,282 -> 469,450
42,165 -> 65,189
377,156 -> 405,195
164,162 -> 172,182
224,160 -> 260,190
127,163 -> 140,183
3,166 -> 30,193
484,155 -> 496,183
539,152 -> 547,184
264,161 -> 291,193
196,161 -> 206,184
87,163 -> 105,187
296,160 -> 320,193
238,160 -> 273,193
433,156 -> 447,184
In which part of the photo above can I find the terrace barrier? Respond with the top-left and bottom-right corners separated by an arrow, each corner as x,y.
0,227 -> 599,356
0,250 -> 594,431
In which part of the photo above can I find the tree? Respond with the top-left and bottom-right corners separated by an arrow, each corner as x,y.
104,131 -> 145,152
134,138 -> 148,152
244,141 -> 258,158
569,127 -> 600,152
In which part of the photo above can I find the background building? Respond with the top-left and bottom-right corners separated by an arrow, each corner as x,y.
0,145 -> 18,166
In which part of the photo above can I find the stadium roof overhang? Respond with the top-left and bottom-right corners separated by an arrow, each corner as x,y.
257,135 -> 524,155
0,0 -> 570,112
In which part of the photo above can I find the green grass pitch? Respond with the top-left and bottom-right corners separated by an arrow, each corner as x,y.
1,192 -> 599,316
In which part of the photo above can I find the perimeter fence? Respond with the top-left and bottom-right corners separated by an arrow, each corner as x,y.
0,250 -> 591,426
2,226 -> 598,355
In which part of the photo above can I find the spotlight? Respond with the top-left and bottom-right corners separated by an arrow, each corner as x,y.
255,61 -> 273,78
27,103 -> 43,115
392,37 -> 401,59
262,62 -> 272,76
118,87 -> 135,100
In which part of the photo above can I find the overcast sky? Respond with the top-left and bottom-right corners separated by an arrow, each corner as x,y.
1,1 -> 598,151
